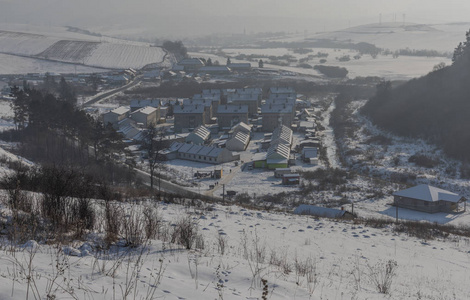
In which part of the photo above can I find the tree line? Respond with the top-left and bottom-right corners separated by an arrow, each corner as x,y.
362,28 -> 470,161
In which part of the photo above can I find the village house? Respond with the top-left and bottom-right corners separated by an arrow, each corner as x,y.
302,147 -> 318,164
173,104 -> 206,133
274,168 -> 292,178
216,105 -> 249,129
261,103 -> 295,132
103,106 -> 129,128
183,98 -> 213,122
393,184 -> 467,213
228,93 -> 260,116
129,106 -> 158,128
185,125 -> 211,145
268,87 -> 296,98
230,122 -> 252,136
226,131 -> 250,151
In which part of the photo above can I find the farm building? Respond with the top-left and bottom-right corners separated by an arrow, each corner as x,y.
103,106 -> 129,128
217,105 -> 249,129
198,66 -> 231,75
294,205 -> 355,219
129,106 -> 158,127
173,104 -> 206,133
185,125 -> 211,145
393,184 -> 467,213
165,142 -> 239,164
226,131 -> 250,151
227,63 -> 252,72
231,122 -> 252,136
177,58 -> 205,72
271,125 -> 293,147
282,173 -> 300,185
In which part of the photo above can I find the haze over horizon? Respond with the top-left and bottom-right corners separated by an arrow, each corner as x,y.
0,0 -> 469,37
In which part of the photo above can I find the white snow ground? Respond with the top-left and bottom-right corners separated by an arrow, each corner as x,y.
0,201 -> 469,299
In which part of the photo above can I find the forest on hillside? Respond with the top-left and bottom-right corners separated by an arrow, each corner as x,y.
361,29 -> 470,161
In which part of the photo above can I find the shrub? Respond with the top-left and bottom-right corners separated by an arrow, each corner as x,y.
314,65 -> 348,78
408,154 -> 439,168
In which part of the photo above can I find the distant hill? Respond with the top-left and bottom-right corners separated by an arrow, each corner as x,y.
0,26 -> 169,70
361,29 -> 470,160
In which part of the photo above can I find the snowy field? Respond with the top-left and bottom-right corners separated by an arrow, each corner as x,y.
0,53 -> 109,75
0,201 -> 469,299
271,22 -> 467,53
0,24 -> 169,71
222,47 -> 450,80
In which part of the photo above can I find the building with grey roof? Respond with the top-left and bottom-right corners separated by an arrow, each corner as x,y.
166,142 -> 239,164
173,104 -> 206,133
103,106 -> 129,128
185,125 -> 211,145
393,184 -> 467,213
261,103 -> 295,132
216,105 -> 249,129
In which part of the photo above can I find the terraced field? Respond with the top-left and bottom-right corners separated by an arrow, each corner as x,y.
0,29 -> 167,70
37,40 -> 99,63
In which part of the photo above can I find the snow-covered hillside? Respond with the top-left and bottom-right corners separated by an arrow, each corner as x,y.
0,24 -> 169,71
0,201 -> 469,300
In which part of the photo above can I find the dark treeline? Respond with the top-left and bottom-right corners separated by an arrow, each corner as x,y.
2,87 -> 135,186
362,29 -> 470,161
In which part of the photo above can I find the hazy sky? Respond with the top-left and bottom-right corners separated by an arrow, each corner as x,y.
1,0 -> 469,37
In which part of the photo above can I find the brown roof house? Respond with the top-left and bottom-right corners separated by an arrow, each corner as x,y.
393,184 -> 467,213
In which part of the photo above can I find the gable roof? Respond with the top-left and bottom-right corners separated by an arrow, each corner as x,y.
108,106 -> 129,116
178,58 -> 204,66
131,106 -> 157,116
186,125 -> 210,142
393,184 -> 463,203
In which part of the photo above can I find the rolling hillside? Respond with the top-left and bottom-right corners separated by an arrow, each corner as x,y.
0,25 -> 169,70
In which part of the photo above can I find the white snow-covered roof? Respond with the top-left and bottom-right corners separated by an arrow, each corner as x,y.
267,143 -> 290,160
186,126 -> 210,143
393,184 -> 463,203
271,125 -> 293,146
109,106 -> 129,115
132,106 -> 157,115
228,94 -> 259,102
232,122 -> 251,134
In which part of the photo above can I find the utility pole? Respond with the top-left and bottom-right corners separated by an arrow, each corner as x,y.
351,200 -> 354,215
222,184 -> 225,204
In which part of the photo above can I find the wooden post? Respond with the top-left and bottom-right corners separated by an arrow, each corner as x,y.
351,200 -> 354,215
396,202 -> 399,223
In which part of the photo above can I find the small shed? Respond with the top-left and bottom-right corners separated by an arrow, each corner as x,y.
293,205 -> 355,219
282,173 -> 300,185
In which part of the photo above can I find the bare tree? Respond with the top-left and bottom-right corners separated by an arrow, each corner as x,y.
141,124 -> 166,192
